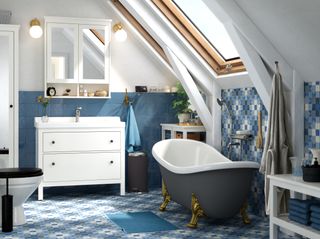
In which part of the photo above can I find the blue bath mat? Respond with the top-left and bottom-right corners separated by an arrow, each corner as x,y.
106,211 -> 178,233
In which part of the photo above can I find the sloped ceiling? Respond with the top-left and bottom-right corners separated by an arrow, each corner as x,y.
236,0 -> 320,82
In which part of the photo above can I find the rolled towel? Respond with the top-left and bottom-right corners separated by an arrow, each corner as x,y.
289,210 -> 310,221
311,223 -> 320,231
289,204 -> 310,214
311,205 -> 320,213
311,216 -> 320,224
289,198 -> 314,210
311,212 -> 320,220
288,214 -> 309,225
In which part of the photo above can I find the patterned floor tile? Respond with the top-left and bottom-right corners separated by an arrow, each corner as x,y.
0,189 -> 296,239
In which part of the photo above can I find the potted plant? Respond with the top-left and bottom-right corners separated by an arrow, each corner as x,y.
172,82 -> 192,123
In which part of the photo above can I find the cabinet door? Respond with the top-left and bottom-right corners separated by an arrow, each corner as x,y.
78,24 -> 110,83
0,32 -> 14,167
46,23 -> 78,83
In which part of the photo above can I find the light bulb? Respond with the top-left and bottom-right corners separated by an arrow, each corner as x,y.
29,25 -> 43,38
114,29 -> 127,42
29,18 -> 43,38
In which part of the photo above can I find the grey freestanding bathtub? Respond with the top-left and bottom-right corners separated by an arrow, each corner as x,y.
152,139 -> 260,228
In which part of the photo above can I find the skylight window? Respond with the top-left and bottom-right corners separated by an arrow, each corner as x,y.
173,0 -> 239,61
151,0 -> 245,75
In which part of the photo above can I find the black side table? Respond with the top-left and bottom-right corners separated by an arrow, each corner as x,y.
0,168 -> 43,232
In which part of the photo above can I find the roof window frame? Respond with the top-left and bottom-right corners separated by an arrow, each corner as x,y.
152,0 -> 246,75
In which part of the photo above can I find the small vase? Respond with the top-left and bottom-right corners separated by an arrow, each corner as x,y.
289,157 -> 302,176
41,115 -> 49,123
41,107 -> 49,122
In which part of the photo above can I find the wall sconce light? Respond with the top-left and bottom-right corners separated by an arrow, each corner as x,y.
113,22 -> 127,42
29,18 -> 43,38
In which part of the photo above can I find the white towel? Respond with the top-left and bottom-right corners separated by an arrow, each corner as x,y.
260,71 -> 291,215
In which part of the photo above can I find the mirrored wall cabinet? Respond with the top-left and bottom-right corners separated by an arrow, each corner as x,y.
45,17 -> 111,98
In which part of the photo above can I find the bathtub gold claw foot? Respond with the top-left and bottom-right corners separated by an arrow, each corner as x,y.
159,180 -> 171,211
187,193 -> 204,228
240,201 -> 251,224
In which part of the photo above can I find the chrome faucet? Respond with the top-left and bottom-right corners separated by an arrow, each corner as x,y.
75,106 -> 82,122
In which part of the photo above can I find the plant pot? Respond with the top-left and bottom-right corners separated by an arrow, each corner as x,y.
178,113 -> 190,123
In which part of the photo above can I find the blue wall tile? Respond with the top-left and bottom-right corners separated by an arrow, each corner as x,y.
19,91 -> 178,188
304,82 -> 320,159
221,87 -> 268,216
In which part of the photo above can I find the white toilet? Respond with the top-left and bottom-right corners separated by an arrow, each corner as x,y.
0,155 -> 42,226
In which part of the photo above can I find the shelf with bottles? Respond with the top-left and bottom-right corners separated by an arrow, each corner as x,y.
45,83 -> 110,99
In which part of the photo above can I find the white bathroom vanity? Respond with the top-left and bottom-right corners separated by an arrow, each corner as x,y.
34,117 -> 125,200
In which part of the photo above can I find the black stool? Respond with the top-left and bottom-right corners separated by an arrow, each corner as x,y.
0,168 -> 43,232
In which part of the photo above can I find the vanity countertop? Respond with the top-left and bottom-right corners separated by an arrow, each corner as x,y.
34,117 -> 125,129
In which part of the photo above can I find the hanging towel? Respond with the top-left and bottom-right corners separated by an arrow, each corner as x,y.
260,65 -> 291,215
125,104 -> 141,153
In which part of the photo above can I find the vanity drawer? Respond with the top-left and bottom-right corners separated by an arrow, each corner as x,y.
43,131 -> 120,152
43,153 -> 120,182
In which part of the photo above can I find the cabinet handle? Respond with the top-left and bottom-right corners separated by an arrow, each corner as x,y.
110,160 -> 114,164
52,162 -> 55,166
52,141 -> 55,144
110,140 -> 114,143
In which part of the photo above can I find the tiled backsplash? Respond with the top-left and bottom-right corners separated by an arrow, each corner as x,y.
221,87 -> 268,215
19,91 -> 177,188
304,82 -> 320,159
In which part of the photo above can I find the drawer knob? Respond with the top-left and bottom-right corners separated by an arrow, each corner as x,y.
110,160 -> 114,164
52,162 -> 55,166
52,141 -> 55,144
110,140 -> 114,143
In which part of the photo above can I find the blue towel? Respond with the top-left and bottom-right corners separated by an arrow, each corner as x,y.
288,214 -> 309,225
311,212 -> 320,220
289,204 -> 309,214
311,223 -> 320,231
289,210 -> 310,220
125,105 -> 141,153
311,216 -> 320,224
289,198 -> 314,210
311,205 -> 320,213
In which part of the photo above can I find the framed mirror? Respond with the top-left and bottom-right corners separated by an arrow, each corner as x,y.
47,23 -> 78,82
79,25 -> 107,82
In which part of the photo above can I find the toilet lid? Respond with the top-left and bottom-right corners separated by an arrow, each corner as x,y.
0,168 -> 43,178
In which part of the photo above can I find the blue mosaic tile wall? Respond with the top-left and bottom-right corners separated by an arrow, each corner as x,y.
221,87 -> 268,215
305,82 -> 320,159
19,91 -> 177,188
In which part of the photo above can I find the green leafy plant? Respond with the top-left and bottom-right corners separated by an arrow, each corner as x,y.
172,82 -> 192,114
37,95 -> 50,115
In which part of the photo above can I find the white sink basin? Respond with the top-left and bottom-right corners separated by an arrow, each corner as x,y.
34,117 -> 125,128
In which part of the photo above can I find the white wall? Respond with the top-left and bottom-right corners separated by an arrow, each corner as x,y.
0,0 -> 176,91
